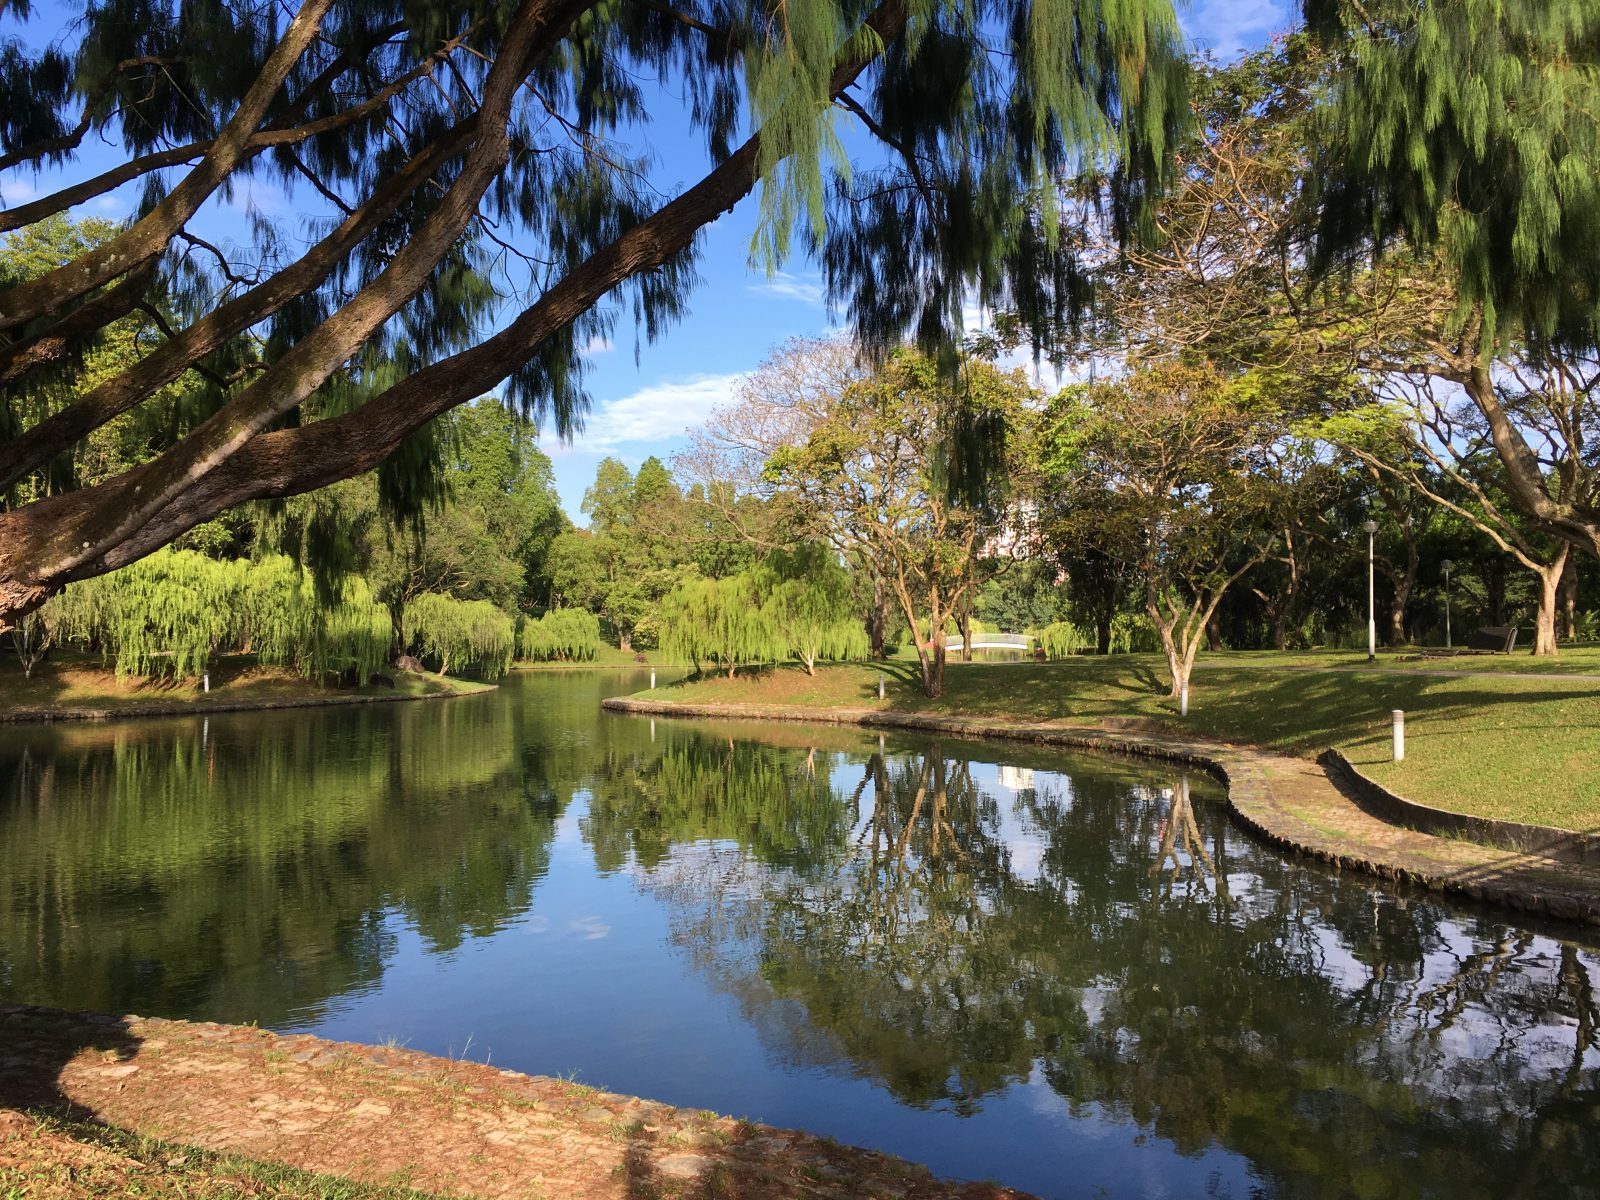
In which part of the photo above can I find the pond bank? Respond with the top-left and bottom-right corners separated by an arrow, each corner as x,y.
0,667 -> 492,724
0,1004 -> 1026,1200
603,696 -> 1600,928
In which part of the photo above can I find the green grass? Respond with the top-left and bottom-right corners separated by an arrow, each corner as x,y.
2,1110 -> 453,1200
511,643 -> 686,670
0,652 -> 491,718
642,653 -> 1600,834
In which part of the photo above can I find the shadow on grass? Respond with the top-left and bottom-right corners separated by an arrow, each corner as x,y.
618,1115 -> 966,1200
0,1004 -> 141,1122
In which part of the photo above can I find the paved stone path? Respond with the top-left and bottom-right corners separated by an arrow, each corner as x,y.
603,698 -> 1600,927
0,1005 -> 1028,1200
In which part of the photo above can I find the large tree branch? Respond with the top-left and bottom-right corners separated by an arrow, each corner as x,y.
0,0 -> 339,330
73,2 -> 910,567
0,119 -> 473,493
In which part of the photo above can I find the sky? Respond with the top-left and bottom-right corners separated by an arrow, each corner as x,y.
1,0 -> 1299,523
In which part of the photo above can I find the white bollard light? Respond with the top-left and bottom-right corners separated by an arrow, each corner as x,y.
878,673 -> 885,700
1179,680 -> 1189,717
202,671 -> 210,693
1392,709 -> 1405,762
650,670 -> 656,689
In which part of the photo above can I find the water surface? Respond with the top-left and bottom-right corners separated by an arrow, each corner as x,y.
2,670 -> 1597,1198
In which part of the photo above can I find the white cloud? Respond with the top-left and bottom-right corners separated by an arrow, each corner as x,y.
747,270 -> 825,306
1180,0 -> 1296,62
560,371 -> 748,454
0,179 -> 38,206
568,915 -> 611,941
580,334 -> 615,356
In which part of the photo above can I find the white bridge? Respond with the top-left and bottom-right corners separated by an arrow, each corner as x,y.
942,632 -> 1034,651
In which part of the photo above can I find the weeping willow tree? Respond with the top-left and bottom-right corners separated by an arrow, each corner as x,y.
660,574 -> 786,679
402,592 -> 515,678
758,545 -> 868,674
0,0 -> 1188,629
235,558 -> 391,684
519,606 -> 601,662
51,548 -> 245,677
1037,620 -> 1091,659
44,549 -> 391,682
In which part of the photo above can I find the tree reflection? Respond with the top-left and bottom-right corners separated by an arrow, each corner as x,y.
598,738 -> 1600,1198
0,697 -> 563,1025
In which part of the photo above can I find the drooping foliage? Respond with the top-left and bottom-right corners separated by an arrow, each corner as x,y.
519,606 -> 601,662
402,592 -> 515,678
1037,620 -> 1091,660
759,543 -> 868,674
50,549 -> 391,681
1302,0 -> 1600,353
659,574 -> 785,679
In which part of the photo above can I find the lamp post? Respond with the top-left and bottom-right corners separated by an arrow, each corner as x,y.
1441,559 -> 1455,650
1365,519 -> 1378,662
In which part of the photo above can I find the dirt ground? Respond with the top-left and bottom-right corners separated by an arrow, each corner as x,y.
0,1005 -> 1030,1200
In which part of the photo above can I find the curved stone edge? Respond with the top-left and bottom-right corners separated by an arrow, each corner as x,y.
0,679 -> 494,725
1319,748 -> 1600,868
602,697 -> 1600,928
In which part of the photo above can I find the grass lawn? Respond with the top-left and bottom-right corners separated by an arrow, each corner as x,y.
511,643 -> 684,670
0,652 -> 489,718
642,653 -> 1600,834
2,1110 -> 439,1200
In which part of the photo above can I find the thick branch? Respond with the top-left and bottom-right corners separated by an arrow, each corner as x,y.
0,0 -> 337,330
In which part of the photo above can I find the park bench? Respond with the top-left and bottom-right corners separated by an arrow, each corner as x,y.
1465,625 -> 1519,654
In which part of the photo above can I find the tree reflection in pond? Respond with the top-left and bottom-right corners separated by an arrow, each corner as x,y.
3,678 -> 1598,1200
0,697 -> 564,1025
605,739 -> 1600,1199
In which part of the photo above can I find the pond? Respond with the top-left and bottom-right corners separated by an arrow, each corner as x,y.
2,669 -> 1597,1199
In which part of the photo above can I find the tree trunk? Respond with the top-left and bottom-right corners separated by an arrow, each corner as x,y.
618,631 -> 632,653
958,608 -> 973,662
1532,547 -> 1569,656
865,578 -> 889,659
927,639 -> 946,698
1560,553 -> 1579,640
1271,611 -> 1288,652
1096,613 -> 1112,656
1486,565 -> 1506,626
1204,616 -> 1222,653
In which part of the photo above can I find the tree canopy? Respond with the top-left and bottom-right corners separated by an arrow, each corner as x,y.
0,0 -> 1190,628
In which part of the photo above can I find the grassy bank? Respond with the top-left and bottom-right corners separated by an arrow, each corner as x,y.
511,643 -> 685,670
0,653 -> 490,721
1,1111 -> 436,1200
639,655 -> 1600,833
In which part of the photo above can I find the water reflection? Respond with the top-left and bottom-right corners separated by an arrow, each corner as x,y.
0,693 -> 563,1023
1,675 -> 1597,1198
609,739 -> 1600,1198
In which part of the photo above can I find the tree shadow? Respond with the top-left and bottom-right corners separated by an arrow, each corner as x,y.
0,1004 -> 141,1123
617,1112 -> 998,1199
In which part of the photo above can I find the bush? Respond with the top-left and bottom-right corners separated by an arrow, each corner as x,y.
1108,611 -> 1160,654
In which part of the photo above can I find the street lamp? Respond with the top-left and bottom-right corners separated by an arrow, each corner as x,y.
1364,519 -> 1378,662
1441,559 -> 1455,650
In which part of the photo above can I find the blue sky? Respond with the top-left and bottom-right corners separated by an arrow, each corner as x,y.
1,0 -> 1298,522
